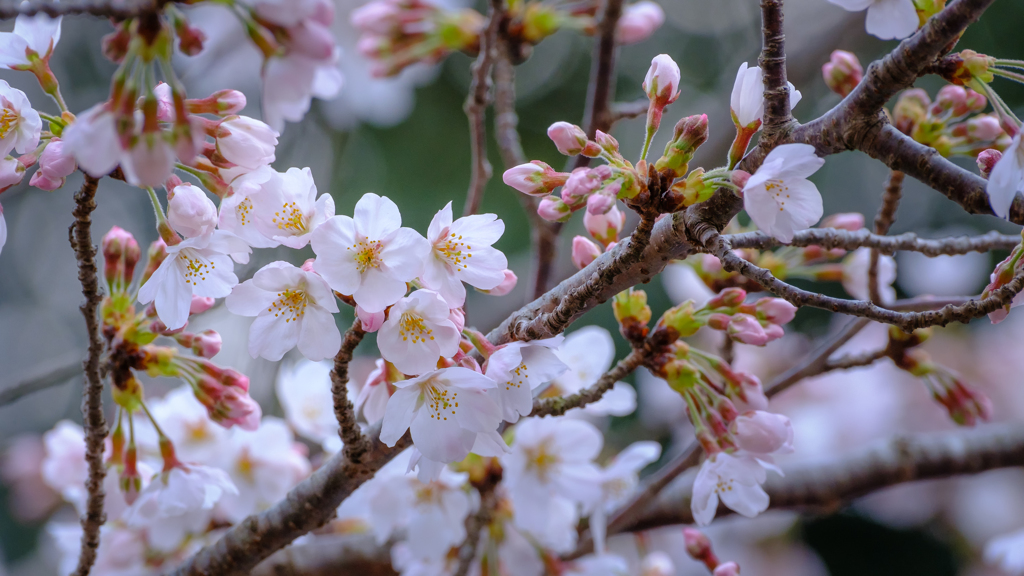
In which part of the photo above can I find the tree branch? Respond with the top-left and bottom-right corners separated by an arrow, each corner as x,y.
0,353 -> 83,407
725,228 -> 1020,256
869,170 -> 904,303
332,319 -> 369,464
461,0 -> 503,217
758,0 -> 793,140
69,175 -> 107,576
0,0 -> 175,19
531,348 -> 646,417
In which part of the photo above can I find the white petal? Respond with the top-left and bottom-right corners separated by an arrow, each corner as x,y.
410,409 -> 475,463
297,307 -> 341,362
354,193 -> 401,239
225,280 -> 275,317
865,0 -> 919,40
379,386 -> 419,447
248,311 -> 301,361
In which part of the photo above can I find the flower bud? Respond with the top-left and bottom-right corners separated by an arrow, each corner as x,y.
616,1 -> 665,45
538,195 -> 571,222
586,190 -> 616,215
101,23 -> 131,63
503,161 -> 569,196
893,88 -> 930,135
822,50 -> 863,97
654,114 -> 709,177
141,239 -> 168,285
584,204 -> 625,247
449,307 -> 466,334
562,167 -> 604,205
547,121 -> 588,156
594,130 -> 620,154
820,212 -> 865,231
713,561 -> 741,576
481,269 -> 517,296
965,89 -> 987,113
357,304 -> 385,332
167,183 -> 218,239
729,169 -> 750,190
755,298 -> 797,325
966,115 -> 1003,142
707,287 -> 746,309
933,85 -> 968,116
613,287 -> 652,329
571,235 -> 602,269
643,54 -> 680,108
957,50 -> 996,84
727,314 -> 769,345
190,295 -> 215,315
187,89 -> 247,116
351,0 -> 400,34
216,116 -> 278,171
191,329 -> 222,358
732,411 -> 794,455
658,300 -> 702,338
286,20 -> 335,60
102,226 -> 141,291
667,168 -> 714,209
174,20 -> 206,56
977,148 -> 1002,179
30,139 -> 76,191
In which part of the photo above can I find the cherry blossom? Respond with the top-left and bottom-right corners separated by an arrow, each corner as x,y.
311,192 -> 430,313
0,80 -> 40,156
421,201 -> 508,307
0,9 -> 61,68
484,337 -> 567,423
226,260 -> 341,361
588,441 -> 661,553
249,167 -> 335,249
616,1 -> 665,45
730,62 -> 802,128
987,132 -> 1023,219
0,202 -> 6,256
138,231 -> 249,330
217,167 -> 282,258
263,48 -> 343,132
842,247 -> 897,303
355,359 -> 392,426
40,420 -> 88,511
564,554 -> 631,576
380,366 -> 505,463
742,143 -> 825,243
377,289 -> 460,375
732,411 -> 794,457
49,523 -> 147,576
546,326 -> 637,416
827,0 -> 918,40
61,104 -> 121,177
148,386 -> 232,464
690,452 -> 771,526
985,529 -> 1024,575
29,138 -> 75,191
275,359 -> 345,453
215,115 -> 279,171
167,183 -> 218,239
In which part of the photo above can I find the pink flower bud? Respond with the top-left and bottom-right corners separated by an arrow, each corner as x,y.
538,195 -> 571,222
822,50 -> 863,97
820,212 -> 865,231
966,115 -> 1003,142
683,528 -> 714,562
978,148 -> 1002,179
594,130 -> 620,153
310,0 -> 334,26
965,89 -> 987,113
934,85 -> 969,116
449,307 -> 466,333
708,287 -> 747,309
571,235 -> 602,269
732,411 -> 794,455
191,329 -> 222,358
763,323 -> 784,342
706,313 -> 731,330
755,298 -> 797,325
584,204 -> 625,247
190,295 -> 215,315
586,191 -> 616,215
643,54 -> 680,107
616,1 -> 664,45
167,183 -> 218,239
561,167 -> 603,205
503,161 -> 568,196
287,20 -> 336,60
154,83 -> 175,122
357,305 -> 385,332
102,226 -> 141,289
216,116 -> 278,171
37,139 -> 76,180
482,269 -> 517,296
351,0 -> 400,34
730,170 -> 750,189
29,170 -> 62,191
727,314 -> 769,346
713,561 -> 740,576
547,121 -> 588,156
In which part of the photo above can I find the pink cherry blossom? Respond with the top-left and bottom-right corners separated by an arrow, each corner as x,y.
249,166 -> 334,249
0,9 -> 61,68
167,183 -> 218,239
216,116 -> 279,171
691,452 -> 770,526
572,235 -> 602,270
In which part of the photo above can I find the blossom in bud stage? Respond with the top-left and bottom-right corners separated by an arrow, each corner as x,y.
121,132 -> 175,188
356,304 -> 385,332
313,193 -> 429,313
822,50 -> 863,97
584,204 -> 625,248
380,366 -> 506,463
0,81 -> 40,157
538,195 -> 572,222
562,166 -> 611,205
731,411 -> 794,456
250,167 -> 334,249
485,336 -> 567,423
503,161 -> 569,196
820,212 -> 865,231
842,247 -> 897,303
421,201 -> 508,307
714,562 -> 741,576
987,132 -> 1024,219
572,236 -> 602,270
187,329 -> 222,358
102,226 -> 140,291
350,0 -> 400,34
215,116 -> 278,172
893,88 -> 929,135
62,104 -> 121,177
966,115 -> 1003,142
984,529 -> 1024,575
643,54 -> 680,109
138,231 -> 249,330
743,143 -> 825,243
754,298 -> 797,325
730,62 -> 802,129
691,452 -> 771,526
190,89 -> 247,116
29,138 -> 75,191
167,183 -> 218,239
0,156 -> 24,193
654,114 -> 709,176
586,190 -> 616,215
683,528 -> 718,567
726,314 -> 772,346
0,10 -> 61,68
547,122 -> 588,156
548,326 -> 637,416
827,0 -> 918,40
978,149 -> 1002,179
377,289 -> 460,375
616,1 -> 665,45
226,261 -> 341,362
614,288 -> 653,333
189,367 -> 262,431
481,269 -> 518,296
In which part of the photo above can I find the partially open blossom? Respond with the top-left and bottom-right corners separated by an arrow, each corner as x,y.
822,50 -> 863,97
29,138 -> 75,191
167,184 -> 218,239
616,1 -> 664,45
730,63 -> 802,129
726,314 -> 770,346
572,235 -> 602,270
380,366 -> 505,463
643,54 -> 680,108
481,269 -> 517,296
377,289 -> 460,376
421,201 -> 508,307
548,122 -> 588,156
226,261 -> 341,362
251,167 -> 334,249
743,143 -> 824,243
0,81 -> 40,157
312,193 -> 429,313
0,10 -> 61,68
988,132 -> 1024,219
215,116 -> 278,171
62,104 -> 121,177
485,337 -> 567,423
691,452 -> 770,526
503,161 -> 569,196
732,411 -> 794,456
827,0 -> 918,40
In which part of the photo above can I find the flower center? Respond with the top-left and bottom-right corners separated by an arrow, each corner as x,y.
504,362 -> 529,391
425,381 -> 458,421
714,475 -> 736,495
0,108 -> 18,138
525,442 -> 559,481
399,312 -> 434,344
436,231 -> 473,272
178,249 -> 214,286
272,201 -> 308,234
349,239 -> 384,273
236,197 -> 254,226
763,180 -> 791,212
268,288 -> 308,323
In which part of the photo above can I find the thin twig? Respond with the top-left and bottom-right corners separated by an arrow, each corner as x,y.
331,319 -> 369,464
725,228 -> 1021,256
0,0 -> 174,19
608,98 -> 650,124
0,353 -> 83,407
825,348 -> 889,370
765,317 -> 871,396
869,170 -> 904,303
532,348 -> 646,417
69,175 -> 107,576
461,0 -> 503,216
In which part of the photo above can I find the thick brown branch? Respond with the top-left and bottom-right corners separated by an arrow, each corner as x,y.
869,170 -> 904,303
70,175 -> 107,576
725,228 -> 1020,256
461,0 -> 502,217
629,424 -> 1024,531
758,0 -> 792,140
331,319 -> 369,464
531,348 -> 646,417
252,534 -> 395,576
0,0 -> 174,19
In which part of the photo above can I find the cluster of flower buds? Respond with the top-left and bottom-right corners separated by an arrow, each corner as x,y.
892,85 -> 1008,158
701,289 -> 798,345
982,236 -> 1024,324
822,50 -> 864,98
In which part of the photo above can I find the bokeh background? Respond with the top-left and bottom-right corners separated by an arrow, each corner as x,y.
2,0 -> 1024,574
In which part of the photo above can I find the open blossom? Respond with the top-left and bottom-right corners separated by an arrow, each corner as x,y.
842,247 -> 897,302
987,132 -> 1024,219
742,143 -> 824,243
731,62 -> 802,128
138,232 -> 250,330
149,386 -> 232,464
215,116 -> 278,171
226,260 -> 341,361
312,192 -> 430,313
275,359 -> 345,453
547,326 -> 637,416
263,48 -> 343,131
62,104 -> 121,177
377,289 -> 460,375
691,452 -> 770,526
40,421 -> 88,510
380,366 -> 505,463
218,167 -> 281,257
421,202 -> 507,307
589,441 -> 662,553
0,10 -> 61,67
250,167 -> 334,249
485,337 -> 567,423
828,0 -> 918,40
0,80 -> 40,156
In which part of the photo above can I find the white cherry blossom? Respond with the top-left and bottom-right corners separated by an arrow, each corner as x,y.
250,167 -> 334,249
354,358 -> 392,426
985,528 -> 1024,575
226,260 -> 341,361
215,115 -> 278,171
148,386 -> 231,465
484,336 -> 567,423
276,359 -> 347,453
40,420 -> 88,510
263,49 -> 343,132
565,554 -> 631,576
380,367 -> 505,463
421,201 -> 508,307
742,143 -> 825,243
730,62 -> 802,128
49,523 -> 147,576
842,247 -> 897,303
547,326 -> 637,416
732,411 -> 795,457
138,231 -> 249,330
217,167 -> 281,260
0,80 -> 40,156
828,0 -> 918,40
312,192 -> 430,313
62,104 -> 121,178
377,289 -> 461,376
0,202 -> 6,256
167,183 -> 218,239
589,441 -> 662,553
0,9 -> 61,68
988,132 -> 1024,219
691,452 -> 771,526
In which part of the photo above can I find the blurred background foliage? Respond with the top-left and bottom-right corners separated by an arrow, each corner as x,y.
1,0 -> 1024,573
